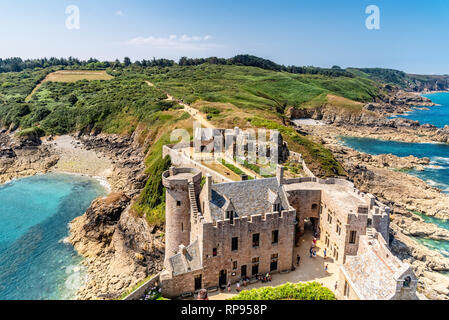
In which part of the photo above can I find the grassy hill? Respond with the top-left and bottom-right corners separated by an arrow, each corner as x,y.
1,60 -> 394,224
146,64 -> 382,115
347,67 -> 449,91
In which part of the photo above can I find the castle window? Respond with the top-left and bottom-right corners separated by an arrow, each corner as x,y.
252,233 -> 260,248
272,230 -> 279,244
177,201 -> 181,207
344,281 -> 350,297
327,212 -> 333,224
312,203 -> 318,210
232,237 -> 239,251
273,203 -> 281,212
336,220 -> 342,236
213,248 -> 217,257
403,276 -> 411,288
226,210 -> 235,224
233,261 -> 238,270
367,218 -> 372,227
349,231 -> 357,244
181,223 -> 184,233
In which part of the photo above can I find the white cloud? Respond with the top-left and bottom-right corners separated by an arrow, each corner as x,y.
115,10 -> 124,16
123,34 -> 215,50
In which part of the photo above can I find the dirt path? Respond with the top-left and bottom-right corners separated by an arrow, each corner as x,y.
146,80 -> 264,178
145,81 -> 214,128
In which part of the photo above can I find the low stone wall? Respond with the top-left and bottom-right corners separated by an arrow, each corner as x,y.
123,273 -> 161,300
290,151 -> 315,178
163,145 -> 233,183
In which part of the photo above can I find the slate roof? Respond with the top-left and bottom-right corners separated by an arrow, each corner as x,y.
169,240 -> 202,276
209,178 -> 290,221
341,240 -> 398,300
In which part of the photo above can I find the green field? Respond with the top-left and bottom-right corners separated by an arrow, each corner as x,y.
146,64 -> 382,114
0,60 -> 387,225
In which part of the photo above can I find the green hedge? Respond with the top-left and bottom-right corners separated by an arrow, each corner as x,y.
228,282 -> 336,300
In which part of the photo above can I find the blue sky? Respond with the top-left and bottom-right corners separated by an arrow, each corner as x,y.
1,0 -> 449,74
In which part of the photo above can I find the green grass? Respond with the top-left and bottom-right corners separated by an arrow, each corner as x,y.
15,126 -> 45,138
147,64 -> 382,114
117,274 -> 168,300
249,117 -> 346,177
218,158 -> 254,180
133,132 -> 172,225
228,282 -> 336,300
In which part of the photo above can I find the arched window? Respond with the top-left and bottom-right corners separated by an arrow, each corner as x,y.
312,204 -> 318,210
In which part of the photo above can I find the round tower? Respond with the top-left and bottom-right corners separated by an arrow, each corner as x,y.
162,167 -> 202,266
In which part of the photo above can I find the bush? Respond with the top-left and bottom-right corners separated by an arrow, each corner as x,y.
15,126 -> 45,138
228,282 -> 336,300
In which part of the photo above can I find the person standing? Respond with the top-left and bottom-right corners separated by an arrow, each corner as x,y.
324,248 -> 327,259
198,289 -> 209,300
227,280 -> 231,292
296,254 -> 301,266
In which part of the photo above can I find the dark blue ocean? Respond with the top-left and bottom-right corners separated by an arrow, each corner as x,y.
340,92 -> 449,257
0,173 -> 107,300
390,92 -> 449,128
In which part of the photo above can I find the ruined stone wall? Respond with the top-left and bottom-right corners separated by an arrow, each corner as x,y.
163,145 -> 232,183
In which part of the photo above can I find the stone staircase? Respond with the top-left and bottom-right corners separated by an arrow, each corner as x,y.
188,182 -> 199,218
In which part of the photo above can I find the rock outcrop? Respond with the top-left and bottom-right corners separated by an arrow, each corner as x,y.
68,192 -> 164,300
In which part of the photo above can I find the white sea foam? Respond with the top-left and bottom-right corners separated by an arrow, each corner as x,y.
431,156 -> 449,165
93,176 -> 111,192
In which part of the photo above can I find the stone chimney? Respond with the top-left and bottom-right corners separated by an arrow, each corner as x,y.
206,174 -> 212,201
276,165 -> 284,185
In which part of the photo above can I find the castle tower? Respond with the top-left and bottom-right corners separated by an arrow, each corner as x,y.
162,167 -> 202,267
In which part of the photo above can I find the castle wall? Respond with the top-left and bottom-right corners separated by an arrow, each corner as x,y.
337,267 -> 361,300
286,189 -> 321,235
199,210 -> 296,289
163,145 -> 232,183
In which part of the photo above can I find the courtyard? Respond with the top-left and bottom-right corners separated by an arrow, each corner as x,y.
207,230 -> 339,300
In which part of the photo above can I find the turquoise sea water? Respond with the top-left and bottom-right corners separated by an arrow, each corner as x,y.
340,136 -> 449,193
0,173 -> 107,300
390,92 -> 449,128
340,92 -> 449,257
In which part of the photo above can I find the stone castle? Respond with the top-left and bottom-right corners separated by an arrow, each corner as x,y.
158,130 -> 418,300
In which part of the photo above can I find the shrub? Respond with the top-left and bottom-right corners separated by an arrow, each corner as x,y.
15,126 -> 45,138
228,282 -> 336,300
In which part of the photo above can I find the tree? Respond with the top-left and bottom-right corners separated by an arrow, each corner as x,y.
123,57 -> 131,67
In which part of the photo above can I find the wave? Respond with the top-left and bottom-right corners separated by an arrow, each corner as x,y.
431,156 -> 449,165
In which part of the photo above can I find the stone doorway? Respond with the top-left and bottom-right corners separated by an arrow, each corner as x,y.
241,265 -> 247,278
219,270 -> 227,288
195,274 -> 202,291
